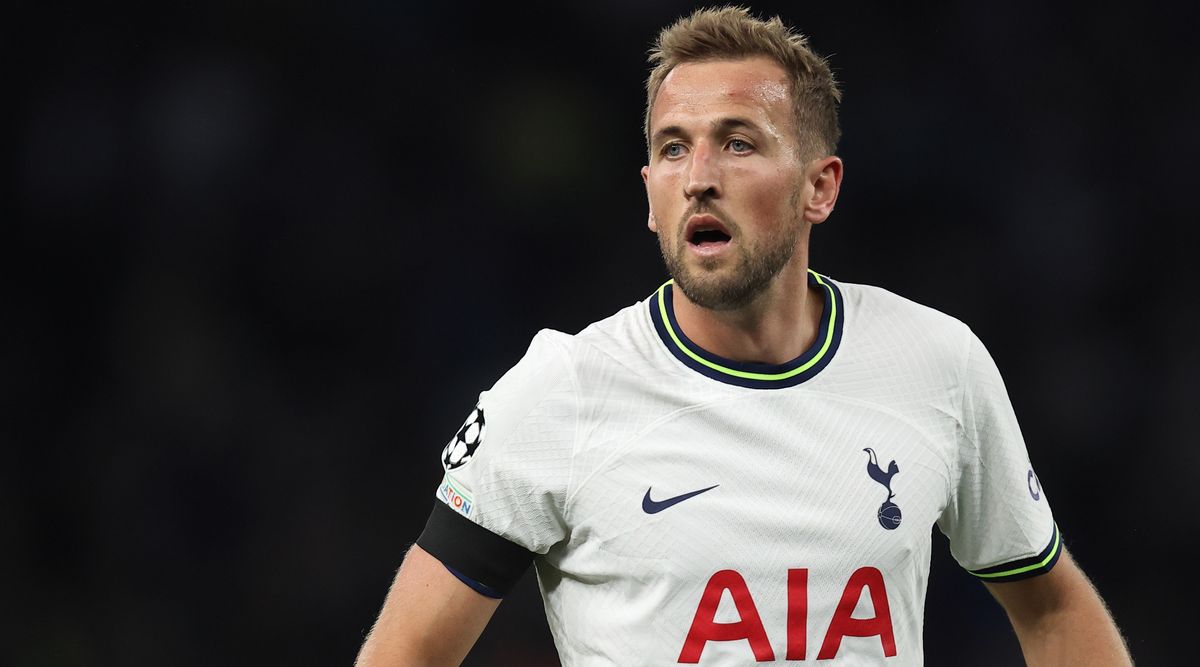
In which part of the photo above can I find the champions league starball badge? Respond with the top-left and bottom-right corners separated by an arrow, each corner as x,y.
442,404 -> 486,470
864,448 -> 902,530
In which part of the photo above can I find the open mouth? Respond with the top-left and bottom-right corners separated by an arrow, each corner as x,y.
690,228 -> 732,245
686,215 -> 732,248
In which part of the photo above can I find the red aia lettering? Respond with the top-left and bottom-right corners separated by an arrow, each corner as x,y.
678,570 -> 775,663
678,568 -> 896,663
817,566 -> 897,659
786,568 -> 808,660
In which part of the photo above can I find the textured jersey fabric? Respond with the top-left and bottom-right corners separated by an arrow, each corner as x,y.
423,270 -> 1057,665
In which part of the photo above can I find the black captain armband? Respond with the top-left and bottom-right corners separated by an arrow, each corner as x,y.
416,501 -> 536,598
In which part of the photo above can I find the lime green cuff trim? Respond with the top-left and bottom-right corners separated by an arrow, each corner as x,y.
971,524 -> 1061,580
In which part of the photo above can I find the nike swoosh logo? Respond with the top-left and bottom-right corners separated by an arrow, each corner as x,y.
642,484 -> 719,514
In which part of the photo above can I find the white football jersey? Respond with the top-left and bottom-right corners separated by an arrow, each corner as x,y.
423,270 -> 1058,666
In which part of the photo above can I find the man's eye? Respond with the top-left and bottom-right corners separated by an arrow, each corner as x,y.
729,139 -> 752,153
663,143 -> 686,158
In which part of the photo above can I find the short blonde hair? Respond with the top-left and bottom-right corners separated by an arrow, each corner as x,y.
645,6 -> 842,159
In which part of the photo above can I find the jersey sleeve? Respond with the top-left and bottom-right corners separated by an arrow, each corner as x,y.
937,330 -> 1061,583
417,330 -> 577,596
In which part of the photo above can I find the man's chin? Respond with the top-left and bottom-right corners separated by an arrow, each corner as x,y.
674,274 -> 757,311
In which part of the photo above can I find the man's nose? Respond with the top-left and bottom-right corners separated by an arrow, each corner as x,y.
684,143 -> 721,200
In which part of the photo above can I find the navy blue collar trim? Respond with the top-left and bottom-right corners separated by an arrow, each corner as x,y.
648,270 -> 844,389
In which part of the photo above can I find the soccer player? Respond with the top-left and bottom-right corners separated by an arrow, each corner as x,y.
357,7 -> 1131,666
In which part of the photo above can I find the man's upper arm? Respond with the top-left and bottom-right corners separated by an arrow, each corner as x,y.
938,329 -> 1060,581
356,545 -> 501,667
358,331 -> 576,666
984,546 -> 1089,623
984,547 -> 1132,666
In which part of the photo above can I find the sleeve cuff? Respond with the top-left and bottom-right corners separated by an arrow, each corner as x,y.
416,500 -> 536,597
968,523 -> 1062,583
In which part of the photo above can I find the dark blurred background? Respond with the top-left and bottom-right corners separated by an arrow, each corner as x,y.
8,0 -> 1197,664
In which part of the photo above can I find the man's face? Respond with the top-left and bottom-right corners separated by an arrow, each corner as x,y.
642,57 -> 810,311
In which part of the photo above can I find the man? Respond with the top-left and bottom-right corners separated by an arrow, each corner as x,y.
357,7 -> 1131,665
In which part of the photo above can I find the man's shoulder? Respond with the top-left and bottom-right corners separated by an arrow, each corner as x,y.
838,277 -> 970,335
512,292 -> 658,380
577,294 -> 654,341
537,292 -> 656,356
833,276 -> 973,364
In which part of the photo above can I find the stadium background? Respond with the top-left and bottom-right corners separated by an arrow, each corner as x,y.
9,0 -> 1196,664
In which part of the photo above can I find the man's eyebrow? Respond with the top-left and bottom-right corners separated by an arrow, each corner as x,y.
650,117 -> 764,147
650,125 -> 686,148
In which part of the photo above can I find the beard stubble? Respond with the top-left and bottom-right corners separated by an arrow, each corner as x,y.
657,194 -> 804,311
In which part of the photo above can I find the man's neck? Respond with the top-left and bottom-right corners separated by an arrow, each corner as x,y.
672,260 -> 823,365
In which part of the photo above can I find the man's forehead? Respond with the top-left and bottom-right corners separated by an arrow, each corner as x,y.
651,57 -> 792,131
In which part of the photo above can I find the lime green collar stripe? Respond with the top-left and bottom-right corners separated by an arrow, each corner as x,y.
654,270 -> 839,382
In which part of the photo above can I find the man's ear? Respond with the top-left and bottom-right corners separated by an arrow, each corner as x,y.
803,156 -> 843,225
641,165 -> 658,232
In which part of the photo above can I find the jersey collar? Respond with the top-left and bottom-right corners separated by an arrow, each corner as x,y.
648,269 -> 844,389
